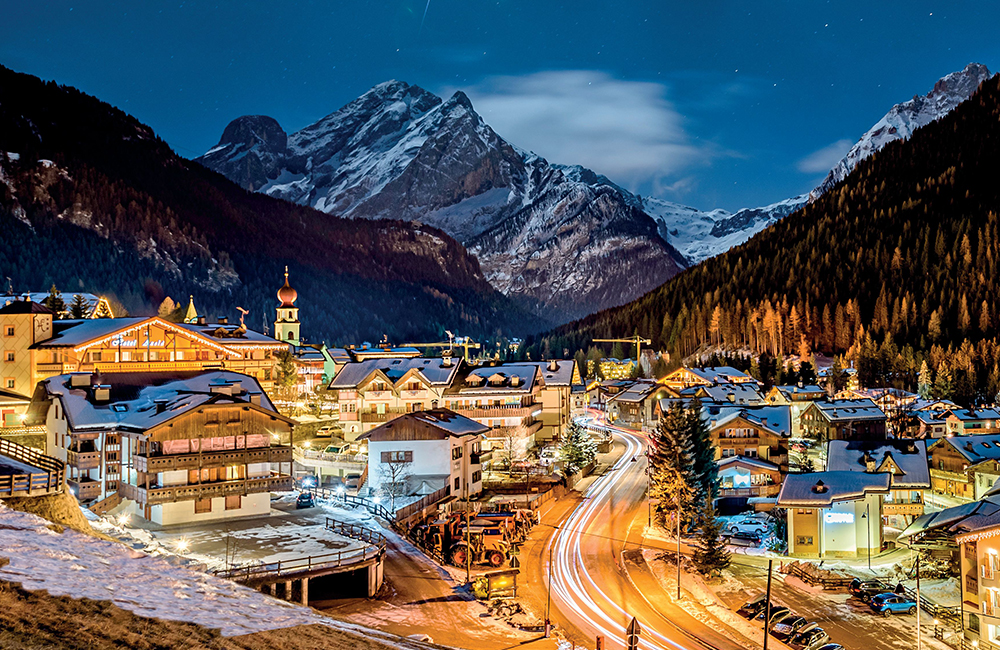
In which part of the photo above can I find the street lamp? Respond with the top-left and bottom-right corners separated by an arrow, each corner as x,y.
861,502 -> 872,573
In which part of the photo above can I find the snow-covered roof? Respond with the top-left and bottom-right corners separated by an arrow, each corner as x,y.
825,440 -> 931,489
34,371 -> 287,433
514,360 -> 578,386
707,409 -> 783,437
776,471 -> 891,507
703,404 -> 792,437
916,410 -> 950,424
455,365 -> 538,394
359,409 -> 487,441
931,434 -> 1000,464
811,399 -> 886,422
350,344 -> 422,360
330,357 -> 461,388
176,321 -> 285,347
684,382 -> 764,405
688,366 -> 752,383
607,380 -> 659,403
33,317 -> 147,347
7,292 -> 111,318
948,408 -> 1000,422
327,347 -> 352,363
900,495 -> 1000,540
769,385 -> 826,400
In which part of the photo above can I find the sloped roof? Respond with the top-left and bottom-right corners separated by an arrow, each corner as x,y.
900,495 -> 1000,540
32,318 -> 147,347
948,408 -> 1000,422
515,360 -> 577,386
330,357 -> 460,388
718,456 -> 781,472
0,300 -> 54,315
359,409 -> 487,441
685,382 -> 764,405
931,434 -> 1000,464
0,386 -> 31,402
704,404 -> 792,437
688,366 -> 751,383
707,409 -> 783,437
176,322 -> 284,347
34,370 -> 287,433
812,399 -> 886,422
826,439 -> 930,489
776,471 -> 891,507
770,385 -> 826,400
455,364 -> 538,394
608,380 -> 659,403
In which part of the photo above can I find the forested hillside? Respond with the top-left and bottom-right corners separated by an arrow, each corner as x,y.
539,74 -> 1000,404
0,66 -> 541,343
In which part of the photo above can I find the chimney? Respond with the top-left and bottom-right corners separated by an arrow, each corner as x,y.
93,384 -> 111,402
154,398 -> 169,414
548,359 -> 559,372
70,372 -> 92,388
727,393 -> 736,403
197,315 -> 207,325
442,353 -> 453,367
863,451 -> 877,472
218,317 -> 228,325
812,479 -> 828,493
250,394 -> 262,406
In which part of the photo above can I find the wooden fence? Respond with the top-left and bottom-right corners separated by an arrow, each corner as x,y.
0,438 -> 64,498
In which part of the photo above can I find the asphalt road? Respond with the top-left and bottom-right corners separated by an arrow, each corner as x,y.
517,428 -> 757,650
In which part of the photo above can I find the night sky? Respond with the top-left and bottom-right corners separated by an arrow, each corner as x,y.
3,1 -> 998,211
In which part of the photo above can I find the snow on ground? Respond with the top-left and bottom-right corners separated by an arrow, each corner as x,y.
0,503 -> 340,637
91,494 -> 383,573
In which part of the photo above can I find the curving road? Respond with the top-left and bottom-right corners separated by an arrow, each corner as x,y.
538,421 -> 756,650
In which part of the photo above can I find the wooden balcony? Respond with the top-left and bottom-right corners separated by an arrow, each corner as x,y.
66,449 -> 101,470
293,447 -> 367,471
35,362 -> 66,376
119,474 -> 293,506
68,477 -> 102,501
883,498 -> 924,516
454,404 -> 541,420
718,484 -> 780,497
134,446 -> 292,473
359,409 -> 404,423
485,421 -> 543,439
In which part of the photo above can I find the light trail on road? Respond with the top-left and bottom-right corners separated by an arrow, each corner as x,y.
546,425 -> 726,650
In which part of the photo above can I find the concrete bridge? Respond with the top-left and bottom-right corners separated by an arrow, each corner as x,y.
213,518 -> 386,601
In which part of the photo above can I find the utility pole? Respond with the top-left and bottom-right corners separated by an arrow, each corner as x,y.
545,541 -> 553,638
465,485 -> 471,584
763,558 -> 774,650
675,445 -> 682,601
916,553 -> 922,650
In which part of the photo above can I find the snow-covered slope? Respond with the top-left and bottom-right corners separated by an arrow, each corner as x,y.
198,81 -> 686,323
0,503 -> 427,647
810,62 -> 992,200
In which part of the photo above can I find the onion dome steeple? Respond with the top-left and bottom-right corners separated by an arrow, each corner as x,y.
277,266 -> 297,307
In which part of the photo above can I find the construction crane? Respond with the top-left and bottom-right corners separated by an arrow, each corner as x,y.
593,335 -> 652,361
402,331 -> 482,362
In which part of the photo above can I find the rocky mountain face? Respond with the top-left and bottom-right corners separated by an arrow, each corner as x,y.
198,81 -> 687,323
810,62 -> 992,200
0,65 -> 536,342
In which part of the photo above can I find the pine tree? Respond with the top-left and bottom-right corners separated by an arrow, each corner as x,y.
933,362 -> 954,400
559,422 -> 597,477
157,296 -> 177,319
41,284 -> 66,317
649,402 -> 694,525
611,341 -> 626,361
686,398 -> 717,504
692,502 -> 730,577
69,294 -> 90,319
918,360 -> 932,399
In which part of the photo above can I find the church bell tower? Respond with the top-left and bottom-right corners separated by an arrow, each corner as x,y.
274,267 -> 300,344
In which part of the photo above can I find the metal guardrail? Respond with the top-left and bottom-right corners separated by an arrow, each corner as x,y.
311,486 -> 396,521
0,438 -> 64,498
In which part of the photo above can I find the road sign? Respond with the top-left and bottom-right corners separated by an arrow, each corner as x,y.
626,617 -> 641,650
509,555 -> 520,569
595,636 -> 605,650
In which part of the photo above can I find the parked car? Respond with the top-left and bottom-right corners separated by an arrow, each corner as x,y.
791,442 -> 808,453
727,516 -> 768,536
344,473 -> 362,489
315,426 -> 336,437
755,606 -> 790,628
849,578 -> 893,602
296,492 -> 315,509
728,530 -> 762,543
869,593 -> 917,617
788,626 -> 830,650
772,615 -> 809,640
323,442 -> 352,455
737,593 -> 770,618
539,446 -> 560,466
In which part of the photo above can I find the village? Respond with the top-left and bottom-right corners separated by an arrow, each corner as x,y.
1,276 -> 999,650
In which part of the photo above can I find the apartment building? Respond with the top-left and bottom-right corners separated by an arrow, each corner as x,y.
29,370 -> 294,524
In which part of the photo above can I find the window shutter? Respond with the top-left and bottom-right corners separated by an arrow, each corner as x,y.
381,451 -> 390,463
405,451 -> 413,462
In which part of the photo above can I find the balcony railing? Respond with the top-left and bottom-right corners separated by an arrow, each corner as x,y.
67,477 -> 102,501
292,447 -> 368,470
359,409 -> 405,423
66,449 -> 101,470
134,446 -> 292,473
718,431 -> 761,439
35,362 -> 65,375
485,421 -> 543,439
118,474 -> 293,506
718,484 -> 780,497
454,405 -> 541,420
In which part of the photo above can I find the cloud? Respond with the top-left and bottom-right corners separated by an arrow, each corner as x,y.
796,138 -> 854,174
450,70 -> 703,186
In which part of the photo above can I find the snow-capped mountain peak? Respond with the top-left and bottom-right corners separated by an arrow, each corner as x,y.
810,62 -> 992,200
